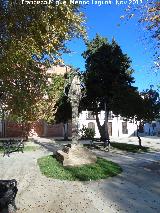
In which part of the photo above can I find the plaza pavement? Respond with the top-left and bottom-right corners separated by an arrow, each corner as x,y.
110,135 -> 160,151
0,136 -> 160,213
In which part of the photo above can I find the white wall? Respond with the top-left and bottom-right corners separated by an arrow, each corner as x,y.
144,121 -> 160,136
156,121 -> 160,134
78,111 -> 138,138
78,111 -> 100,138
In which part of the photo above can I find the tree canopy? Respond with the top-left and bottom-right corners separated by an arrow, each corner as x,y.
81,34 -> 160,141
82,35 -> 136,111
0,0 -> 86,125
0,0 -> 86,62
140,85 -> 160,121
121,0 -> 159,68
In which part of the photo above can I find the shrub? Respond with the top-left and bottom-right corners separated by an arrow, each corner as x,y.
80,125 -> 95,140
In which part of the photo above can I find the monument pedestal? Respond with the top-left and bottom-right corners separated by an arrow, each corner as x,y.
56,144 -> 97,167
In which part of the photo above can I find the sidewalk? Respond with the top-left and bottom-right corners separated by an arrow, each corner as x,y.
110,136 -> 160,150
0,140 -> 160,213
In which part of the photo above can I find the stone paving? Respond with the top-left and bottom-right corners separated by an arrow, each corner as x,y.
110,136 -> 160,151
0,137 -> 160,213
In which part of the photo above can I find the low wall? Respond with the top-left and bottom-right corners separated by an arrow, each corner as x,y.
1,120 -> 72,138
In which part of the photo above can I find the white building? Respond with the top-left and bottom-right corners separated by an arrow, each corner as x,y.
78,111 -> 138,138
144,120 -> 160,136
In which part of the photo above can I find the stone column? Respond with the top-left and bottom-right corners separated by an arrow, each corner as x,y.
68,74 -> 81,144
56,73 -> 97,166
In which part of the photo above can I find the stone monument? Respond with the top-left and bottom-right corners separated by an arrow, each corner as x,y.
56,71 -> 97,167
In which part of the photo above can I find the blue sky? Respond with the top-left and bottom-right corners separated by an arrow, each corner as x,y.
62,2 -> 160,92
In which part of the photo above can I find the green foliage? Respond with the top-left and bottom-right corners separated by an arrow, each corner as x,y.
82,34 -> 136,112
0,0 -> 86,61
80,125 -> 95,140
0,0 -> 86,124
0,145 -> 39,153
2,73 -> 65,125
140,86 -> 160,121
54,95 -> 72,124
111,142 -> 149,153
37,155 -> 122,181
81,35 -> 141,139
81,35 -> 158,133
121,1 -> 159,68
1,61 -> 48,122
53,71 -> 75,124
111,87 -> 145,120
24,146 -> 40,152
37,74 -> 66,123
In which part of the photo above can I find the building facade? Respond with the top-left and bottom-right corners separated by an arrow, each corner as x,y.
0,64 -> 71,138
1,111 -> 160,138
1,64 -> 160,138
78,111 -> 138,138
144,121 -> 160,136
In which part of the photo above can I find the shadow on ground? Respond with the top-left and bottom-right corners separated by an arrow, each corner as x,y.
33,139 -> 69,154
86,150 -> 160,213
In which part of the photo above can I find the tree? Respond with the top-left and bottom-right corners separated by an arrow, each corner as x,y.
121,0 -> 159,68
37,74 -> 66,122
82,35 -> 136,143
0,0 -> 86,134
54,95 -> 72,140
1,71 -> 65,137
141,85 -> 160,121
0,0 -> 86,63
82,35 -> 159,147
111,87 -> 148,147
111,85 -> 160,147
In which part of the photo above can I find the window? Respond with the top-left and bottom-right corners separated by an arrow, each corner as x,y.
87,111 -> 95,120
108,122 -> 112,136
108,111 -> 113,120
122,122 -> 128,134
88,122 -> 95,131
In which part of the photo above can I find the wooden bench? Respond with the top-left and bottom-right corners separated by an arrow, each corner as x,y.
90,138 -> 110,151
2,139 -> 24,157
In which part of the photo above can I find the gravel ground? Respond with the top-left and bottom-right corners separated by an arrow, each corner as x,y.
0,137 -> 160,213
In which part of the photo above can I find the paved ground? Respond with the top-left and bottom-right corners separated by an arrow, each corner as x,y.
0,137 -> 160,213
110,136 -> 160,151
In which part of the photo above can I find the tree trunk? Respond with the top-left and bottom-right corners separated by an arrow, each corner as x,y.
104,102 -> 110,144
63,122 -> 69,141
95,112 -> 106,140
137,124 -> 142,147
95,108 -> 110,146
1,109 -> 5,137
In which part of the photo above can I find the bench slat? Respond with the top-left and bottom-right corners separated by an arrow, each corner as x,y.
2,139 -> 24,157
